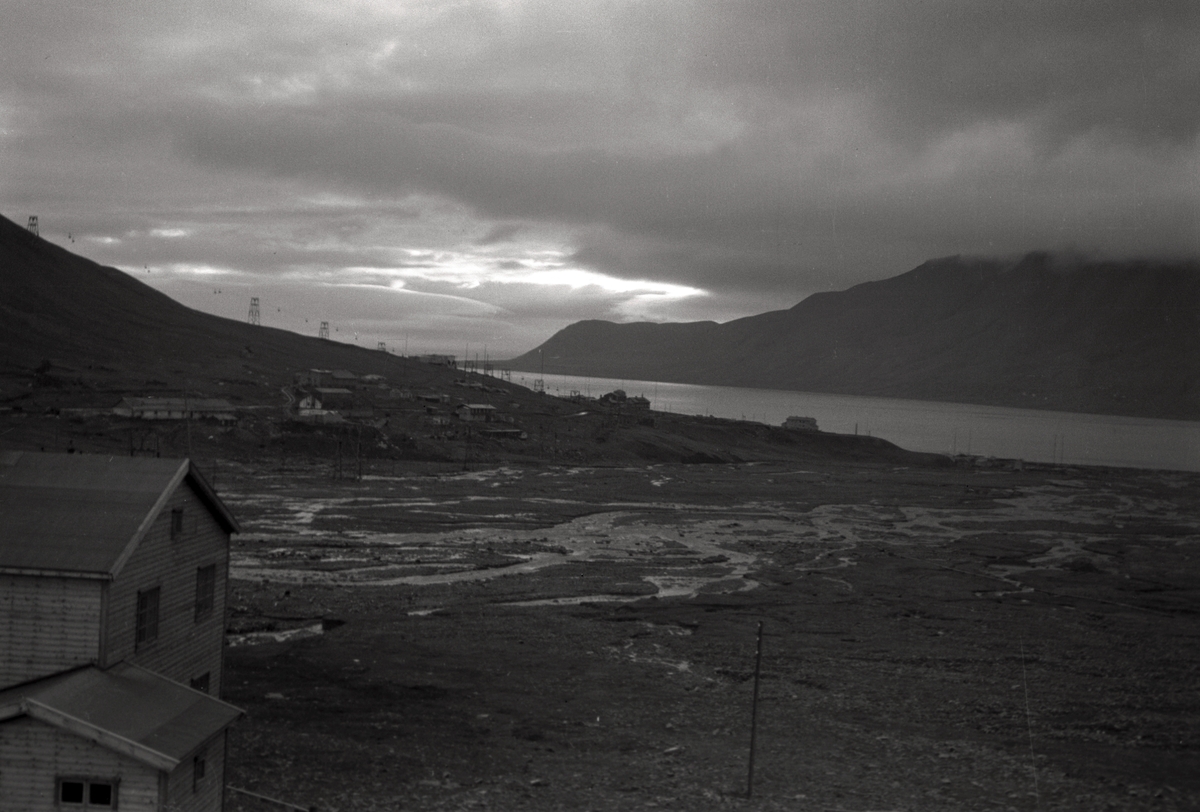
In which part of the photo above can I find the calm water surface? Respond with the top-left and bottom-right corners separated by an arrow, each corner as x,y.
511,372 -> 1200,472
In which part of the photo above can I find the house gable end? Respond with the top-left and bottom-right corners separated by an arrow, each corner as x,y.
108,460 -> 190,580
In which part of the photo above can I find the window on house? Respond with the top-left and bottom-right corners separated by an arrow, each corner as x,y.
135,587 -> 160,649
190,672 -> 210,693
194,564 -> 216,622
60,780 -> 84,804
193,751 -> 207,792
170,507 -> 184,539
57,778 -> 117,807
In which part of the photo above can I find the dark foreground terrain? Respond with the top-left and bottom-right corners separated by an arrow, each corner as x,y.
216,456 -> 1200,812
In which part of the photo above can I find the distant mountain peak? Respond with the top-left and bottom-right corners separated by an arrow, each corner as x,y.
509,253 -> 1200,420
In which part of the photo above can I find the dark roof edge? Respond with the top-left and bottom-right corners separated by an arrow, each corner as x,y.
0,663 -> 245,770
0,663 -> 95,702
123,661 -> 245,717
109,460 -> 191,578
107,459 -> 240,578
185,461 -> 240,534
21,697 -> 178,771
0,566 -> 111,581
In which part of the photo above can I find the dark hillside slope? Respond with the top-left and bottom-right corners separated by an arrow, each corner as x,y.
0,213 -> 423,391
0,213 -> 947,468
511,254 -> 1200,420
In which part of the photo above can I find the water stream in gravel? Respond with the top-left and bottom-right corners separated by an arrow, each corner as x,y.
228,470 -> 1192,608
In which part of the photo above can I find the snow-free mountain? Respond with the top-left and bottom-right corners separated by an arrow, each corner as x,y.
510,253 -> 1200,420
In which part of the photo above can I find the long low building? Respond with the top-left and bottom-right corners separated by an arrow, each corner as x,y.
112,398 -> 237,423
783,415 -> 819,431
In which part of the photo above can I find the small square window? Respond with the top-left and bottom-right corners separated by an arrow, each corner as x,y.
170,508 -> 184,539
88,783 -> 112,807
135,586 -> 160,649
60,780 -> 84,804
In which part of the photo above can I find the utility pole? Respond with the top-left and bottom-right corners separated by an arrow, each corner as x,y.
184,389 -> 193,459
747,621 -> 764,799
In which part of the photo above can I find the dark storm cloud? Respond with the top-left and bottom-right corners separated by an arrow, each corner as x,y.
689,1 -> 1200,142
157,0 -> 1197,296
3,0 -> 1198,354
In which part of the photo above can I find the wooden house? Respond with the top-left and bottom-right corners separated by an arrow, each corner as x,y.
0,451 -> 243,810
454,403 -> 497,422
312,387 -> 354,410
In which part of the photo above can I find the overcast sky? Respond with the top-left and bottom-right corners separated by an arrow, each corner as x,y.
3,1 -> 1197,358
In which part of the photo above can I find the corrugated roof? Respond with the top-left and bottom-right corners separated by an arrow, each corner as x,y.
0,452 -> 239,577
0,663 -> 242,769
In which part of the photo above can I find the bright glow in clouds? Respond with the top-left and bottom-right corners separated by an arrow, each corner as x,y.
357,258 -> 706,300
160,263 -> 242,277
514,269 -> 704,299
2,2 -> 1198,357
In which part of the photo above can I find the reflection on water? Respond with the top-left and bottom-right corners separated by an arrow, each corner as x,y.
515,372 -> 1200,472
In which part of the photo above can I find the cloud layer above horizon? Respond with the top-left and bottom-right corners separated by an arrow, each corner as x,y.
3,1 -> 1197,356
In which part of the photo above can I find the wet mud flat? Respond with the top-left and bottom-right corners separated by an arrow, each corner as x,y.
220,459 -> 1200,811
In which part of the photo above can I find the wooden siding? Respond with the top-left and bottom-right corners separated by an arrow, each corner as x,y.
103,481 -> 229,695
0,576 -> 101,690
164,730 -> 226,812
0,716 -> 161,811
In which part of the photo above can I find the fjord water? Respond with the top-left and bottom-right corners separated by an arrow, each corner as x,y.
515,373 -> 1200,472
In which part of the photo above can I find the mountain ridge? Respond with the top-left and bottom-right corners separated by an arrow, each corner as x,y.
0,212 -> 431,394
509,253 -> 1200,420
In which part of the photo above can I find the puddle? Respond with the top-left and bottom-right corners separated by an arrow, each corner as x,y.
227,623 -> 324,647
505,594 -> 646,607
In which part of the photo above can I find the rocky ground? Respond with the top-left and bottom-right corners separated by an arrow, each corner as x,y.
217,457 -> 1200,812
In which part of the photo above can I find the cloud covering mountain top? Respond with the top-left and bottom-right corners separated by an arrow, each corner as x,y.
3,1 -> 1197,355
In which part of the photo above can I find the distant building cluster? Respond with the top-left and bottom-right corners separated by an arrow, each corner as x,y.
287,367 -> 528,441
